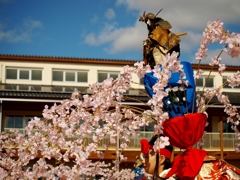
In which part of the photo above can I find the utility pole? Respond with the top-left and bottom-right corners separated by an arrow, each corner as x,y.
219,117 -> 224,159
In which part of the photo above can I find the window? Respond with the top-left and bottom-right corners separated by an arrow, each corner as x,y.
20,70 -> 29,79
5,115 -> 43,133
140,123 -> 154,132
77,72 -> 88,82
223,76 -> 240,89
31,86 -> 42,91
3,84 -> 42,91
52,71 -> 63,81
32,70 -> 42,80
18,85 -> 29,91
216,120 -> 236,139
52,86 -> 75,92
5,116 -> 26,129
5,115 -> 35,129
52,70 -> 88,82
98,72 -> 120,82
6,68 -> 42,80
6,69 -> 17,79
221,121 -> 235,133
66,72 -> 75,81
196,76 -> 214,88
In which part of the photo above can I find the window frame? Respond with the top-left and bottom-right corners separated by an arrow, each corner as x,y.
4,115 -> 43,134
97,71 -> 120,83
51,86 -> 76,92
195,76 -> 214,88
52,70 -> 88,83
6,68 -> 42,81
5,115 -> 36,129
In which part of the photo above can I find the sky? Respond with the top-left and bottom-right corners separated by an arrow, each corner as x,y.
0,0 -> 240,65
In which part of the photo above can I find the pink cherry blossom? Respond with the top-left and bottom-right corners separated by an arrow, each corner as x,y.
194,69 -> 204,79
227,71 -> 240,88
153,136 -> 170,152
1,19 -> 240,179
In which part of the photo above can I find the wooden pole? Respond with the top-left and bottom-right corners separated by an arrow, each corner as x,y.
170,147 -> 175,162
219,118 -> 224,159
176,32 -> 187,37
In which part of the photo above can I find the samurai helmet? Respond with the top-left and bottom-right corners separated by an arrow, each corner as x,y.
146,12 -> 155,20
139,11 -> 155,22
139,9 -> 163,22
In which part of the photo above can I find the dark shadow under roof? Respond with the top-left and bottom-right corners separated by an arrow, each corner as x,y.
0,84 -> 239,106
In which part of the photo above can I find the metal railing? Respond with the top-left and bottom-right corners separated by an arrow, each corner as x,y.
3,128 -> 237,151
4,128 -> 26,134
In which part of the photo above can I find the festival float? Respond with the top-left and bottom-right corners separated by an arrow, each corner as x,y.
0,9 -> 240,180
139,10 -> 240,179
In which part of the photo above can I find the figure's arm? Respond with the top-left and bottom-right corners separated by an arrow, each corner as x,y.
142,39 -> 151,65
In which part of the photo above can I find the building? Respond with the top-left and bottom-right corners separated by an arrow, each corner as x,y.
0,54 -> 240,168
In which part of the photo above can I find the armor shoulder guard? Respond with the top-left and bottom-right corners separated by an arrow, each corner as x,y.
155,19 -> 172,30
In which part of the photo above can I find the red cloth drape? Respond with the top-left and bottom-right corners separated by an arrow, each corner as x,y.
163,113 -> 208,179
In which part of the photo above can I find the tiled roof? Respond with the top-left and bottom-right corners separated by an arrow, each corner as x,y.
191,63 -> 240,68
0,84 -> 239,105
191,63 -> 240,72
0,84 -> 149,102
0,54 -> 139,64
0,90 -> 71,99
2,54 -> 240,66
1,54 -> 240,70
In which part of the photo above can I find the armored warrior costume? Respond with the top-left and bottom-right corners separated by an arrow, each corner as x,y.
139,11 -> 182,69
139,11 -> 240,180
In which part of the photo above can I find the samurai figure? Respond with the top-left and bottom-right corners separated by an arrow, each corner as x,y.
139,10 -> 183,69
139,10 -> 196,118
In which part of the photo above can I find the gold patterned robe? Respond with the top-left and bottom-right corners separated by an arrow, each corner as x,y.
159,157 -> 240,180
196,158 -> 240,180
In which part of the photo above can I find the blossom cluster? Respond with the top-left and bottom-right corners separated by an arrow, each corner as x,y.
0,57 -> 166,179
153,136 -> 170,153
149,51 -> 185,134
195,19 -> 240,148
0,19 -> 240,179
195,19 -> 240,76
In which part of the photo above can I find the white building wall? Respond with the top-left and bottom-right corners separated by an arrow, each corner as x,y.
0,60 -> 143,89
1,59 -> 239,93
193,69 -> 240,93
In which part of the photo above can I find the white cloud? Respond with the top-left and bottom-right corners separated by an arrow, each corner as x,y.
85,22 -> 119,46
84,33 -> 97,46
84,19 -> 146,53
0,30 -> 31,43
116,0 -> 240,32
104,22 -> 146,54
91,14 -> 98,23
105,8 -> 116,20
0,18 -> 42,43
84,0 -> 240,64
23,18 -> 42,30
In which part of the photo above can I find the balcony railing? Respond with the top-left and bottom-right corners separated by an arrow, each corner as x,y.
3,128 -> 237,151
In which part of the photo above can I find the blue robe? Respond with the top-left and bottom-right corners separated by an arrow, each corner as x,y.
144,61 -> 196,118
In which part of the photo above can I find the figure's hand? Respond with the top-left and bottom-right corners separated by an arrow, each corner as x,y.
233,43 -> 240,47
143,59 -> 147,66
139,16 -> 144,22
